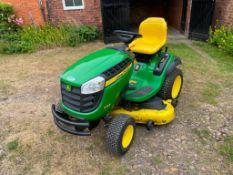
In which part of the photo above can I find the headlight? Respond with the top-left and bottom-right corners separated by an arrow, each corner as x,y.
81,76 -> 105,94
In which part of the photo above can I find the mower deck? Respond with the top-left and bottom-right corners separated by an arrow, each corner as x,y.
111,97 -> 175,125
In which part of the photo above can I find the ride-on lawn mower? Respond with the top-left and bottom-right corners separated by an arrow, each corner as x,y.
52,17 -> 183,155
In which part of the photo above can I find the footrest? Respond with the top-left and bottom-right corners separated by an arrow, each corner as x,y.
129,87 -> 152,97
138,97 -> 166,110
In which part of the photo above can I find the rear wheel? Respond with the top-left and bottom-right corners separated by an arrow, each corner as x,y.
106,115 -> 135,155
159,68 -> 183,100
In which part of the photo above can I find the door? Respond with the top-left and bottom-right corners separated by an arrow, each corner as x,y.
189,0 -> 215,40
101,0 -> 130,43
180,0 -> 187,33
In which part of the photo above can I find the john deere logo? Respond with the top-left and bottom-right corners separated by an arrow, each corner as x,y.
66,84 -> 72,92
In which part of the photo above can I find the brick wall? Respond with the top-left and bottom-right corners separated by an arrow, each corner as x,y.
213,0 -> 233,25
48,0 -> 102,28
0,0 -> 46,25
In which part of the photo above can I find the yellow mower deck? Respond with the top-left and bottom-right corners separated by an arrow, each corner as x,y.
110,100 -> 175,125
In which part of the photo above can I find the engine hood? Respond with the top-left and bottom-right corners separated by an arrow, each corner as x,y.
60,48 -> 131,86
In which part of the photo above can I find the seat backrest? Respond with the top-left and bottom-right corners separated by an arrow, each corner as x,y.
139,17 -> 167,43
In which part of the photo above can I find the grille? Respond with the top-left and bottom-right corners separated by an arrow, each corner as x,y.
61,83 -> 102,113
102,58 -> 131,80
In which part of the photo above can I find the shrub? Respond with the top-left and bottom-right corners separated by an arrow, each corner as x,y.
0,4 -> 99,54
208,25 -> 233,55
68,25 -> 99,47
2,41 -> 33,54
19,24 -> 99,49
19,24 -> 71,49
0,3 -> 22,37
0,24 -> 99,54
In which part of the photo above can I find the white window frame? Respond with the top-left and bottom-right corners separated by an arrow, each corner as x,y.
62,0 -> 85,10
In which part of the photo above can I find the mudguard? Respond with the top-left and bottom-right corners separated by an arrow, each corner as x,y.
166,56 -> 182,75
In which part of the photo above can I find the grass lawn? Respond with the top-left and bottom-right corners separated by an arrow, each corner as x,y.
0,41 -> 233,175
194,41 -> 233,72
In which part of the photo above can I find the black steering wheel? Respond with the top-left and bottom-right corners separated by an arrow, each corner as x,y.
114,30 -> 142,44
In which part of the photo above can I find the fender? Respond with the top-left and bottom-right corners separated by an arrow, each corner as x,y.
167,56 -> 182,75
153,53 -> 170,75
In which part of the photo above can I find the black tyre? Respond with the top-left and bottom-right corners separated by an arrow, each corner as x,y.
106,115 -> 135,155
89,120 -> 100,130
159,68 -> 183,100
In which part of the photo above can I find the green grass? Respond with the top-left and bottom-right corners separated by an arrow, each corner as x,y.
98,166 -> 127,175
41,150 -> 53,175
7,139 -> 18,151
201,82 -> 220,105
168,43 -> 208,75
152,155 -> 162,165
168,43 -> 202,62
193,129 -> 210,144
98,162 -> 127,175
168,43 -> 225,105
47,129 -> 55,137
194,42 -> 233,72
98,168 -> 111,175
0,80 -> 12,95
218,135 -> 233,162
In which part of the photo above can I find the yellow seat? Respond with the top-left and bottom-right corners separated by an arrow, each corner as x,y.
129,17 -> 167,55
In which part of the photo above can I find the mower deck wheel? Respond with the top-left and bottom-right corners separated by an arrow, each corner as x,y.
146,120 -> 154,130
106,115 -> 135,155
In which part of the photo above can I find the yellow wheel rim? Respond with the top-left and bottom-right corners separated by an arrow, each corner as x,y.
122,125 -> 134,149
171,75 -> 182,99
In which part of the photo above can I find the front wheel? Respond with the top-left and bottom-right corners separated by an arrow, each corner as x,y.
106,115 -> 135,155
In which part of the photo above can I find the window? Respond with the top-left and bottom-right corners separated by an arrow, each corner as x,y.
62,0 -> 85,10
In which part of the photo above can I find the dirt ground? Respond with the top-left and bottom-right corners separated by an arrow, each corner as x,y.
0,41 -> 233,175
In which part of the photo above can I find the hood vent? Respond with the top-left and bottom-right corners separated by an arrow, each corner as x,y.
102,58 -> 131,80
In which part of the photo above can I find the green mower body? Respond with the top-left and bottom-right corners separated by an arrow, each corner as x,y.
58,47 -> 175,121
59,48 -> 134,121
52,17 -> 183,155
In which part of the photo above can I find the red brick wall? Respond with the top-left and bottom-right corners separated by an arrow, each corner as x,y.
0,0 -> 46,25
48,0 -> 102,28
213,0 -> 233,25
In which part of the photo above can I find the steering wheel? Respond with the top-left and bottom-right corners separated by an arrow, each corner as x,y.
114,30 -> 142,44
